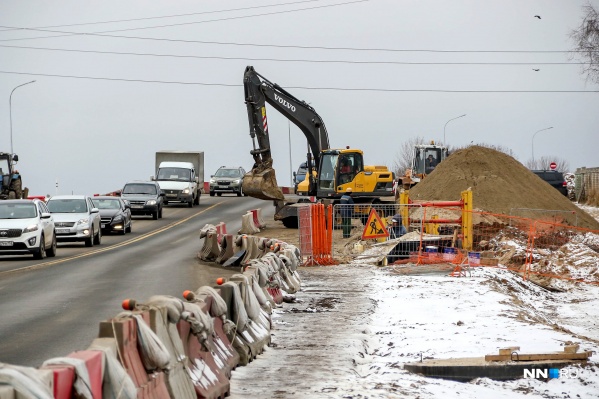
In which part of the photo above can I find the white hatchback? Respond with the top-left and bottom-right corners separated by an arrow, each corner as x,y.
0,199 -> 57,259
46,195 -> 102,247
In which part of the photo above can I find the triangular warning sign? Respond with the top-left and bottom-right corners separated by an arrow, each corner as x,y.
361,208 -> 389,240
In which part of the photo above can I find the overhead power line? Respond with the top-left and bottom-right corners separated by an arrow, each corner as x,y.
0,44 -> 583,65
0,0 -> 368,42
1,70 -> 597,93
0,0 -> 327,31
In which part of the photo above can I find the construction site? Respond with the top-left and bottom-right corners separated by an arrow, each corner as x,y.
223,145 -> 599,398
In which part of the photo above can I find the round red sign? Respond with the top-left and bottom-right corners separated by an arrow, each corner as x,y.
550,162 -> 557,170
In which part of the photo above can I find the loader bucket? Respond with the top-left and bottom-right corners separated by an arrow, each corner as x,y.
242,167 -> 285,200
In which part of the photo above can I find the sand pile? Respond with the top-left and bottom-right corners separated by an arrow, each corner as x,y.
409,146 -> 599,230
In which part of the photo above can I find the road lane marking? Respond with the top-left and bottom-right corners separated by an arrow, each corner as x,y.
0,202 -> 223,276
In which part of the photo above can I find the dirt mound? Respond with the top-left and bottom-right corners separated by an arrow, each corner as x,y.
409,146 -> 599,230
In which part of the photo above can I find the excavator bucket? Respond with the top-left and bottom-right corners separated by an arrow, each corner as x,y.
242,166 -> 285,201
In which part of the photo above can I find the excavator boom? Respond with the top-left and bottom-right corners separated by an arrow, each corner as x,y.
242,66 -> 330,200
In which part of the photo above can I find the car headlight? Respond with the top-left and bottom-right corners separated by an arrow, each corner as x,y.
146,200 -> 157,205
77,218 -> 89,225
113,216 -> 123,222
182,188 -> 190,194
210,179 -> 216,183
23,224 -> 39,233
233,179 -> 240,184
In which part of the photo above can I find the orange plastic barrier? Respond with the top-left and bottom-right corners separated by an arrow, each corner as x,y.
177,317 -> 231,399
304,203 -> 337,266
266,287 -> 283,304
250,209 -> 266,229
98,316 -> 171,399
67,350 -> 104,399
215,222 -> 227,244
40,364 -> 75,399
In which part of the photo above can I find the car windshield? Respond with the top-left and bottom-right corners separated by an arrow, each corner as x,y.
0,203 -> 37,219
92,198 -> 121,210
122,184 -> 157,195
157,167 -> 191,181
215,169 -> 241,178
47,199 -> 88,213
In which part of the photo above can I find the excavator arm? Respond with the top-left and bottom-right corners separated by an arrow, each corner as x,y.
243,66 -> 330,200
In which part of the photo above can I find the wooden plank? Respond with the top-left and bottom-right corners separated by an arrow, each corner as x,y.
498,347 -> 520,355
485,351 -> 592,362
564,344 -> 579,353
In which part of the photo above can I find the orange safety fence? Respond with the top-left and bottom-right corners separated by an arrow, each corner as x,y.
300,203 -> 338,266
390,207 -> 599,286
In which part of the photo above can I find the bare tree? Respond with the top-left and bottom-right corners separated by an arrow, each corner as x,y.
525,156 -> 571,173
570,3 -> 599,84
391,136 -> 425,176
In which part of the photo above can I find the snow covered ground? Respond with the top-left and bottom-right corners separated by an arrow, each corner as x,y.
230,206 -> 599,398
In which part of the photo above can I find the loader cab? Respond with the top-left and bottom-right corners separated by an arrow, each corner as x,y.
412,145 -> 448,177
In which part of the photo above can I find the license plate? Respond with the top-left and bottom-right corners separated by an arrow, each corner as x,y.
0,241 -> 13,247
56,228 -> 70,234
131,205 -> 143,209
166,193 -> 177,197
101,224 -> 107,229
219,185 -> 228,189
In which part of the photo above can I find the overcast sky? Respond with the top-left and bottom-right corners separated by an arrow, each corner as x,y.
1,0 -> 598,196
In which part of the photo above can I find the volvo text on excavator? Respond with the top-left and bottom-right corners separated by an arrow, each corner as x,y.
242,66 -> 395,227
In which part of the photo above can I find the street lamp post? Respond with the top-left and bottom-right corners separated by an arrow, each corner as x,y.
531,126 -> 553,165
9,80 -> 36,155
443,114 -> 466,145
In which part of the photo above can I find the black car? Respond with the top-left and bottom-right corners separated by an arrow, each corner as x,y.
531,170 -> 568,196
91,196 -> 132,235
120,181 -> 164,220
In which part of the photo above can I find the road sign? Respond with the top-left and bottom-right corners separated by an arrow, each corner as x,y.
361,208 -> 389,240
550,162 -> 557,170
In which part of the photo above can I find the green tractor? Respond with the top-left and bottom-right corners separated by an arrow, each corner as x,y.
0,152 -> 28,200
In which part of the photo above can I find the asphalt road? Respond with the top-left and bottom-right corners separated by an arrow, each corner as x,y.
0,195 -> 272,367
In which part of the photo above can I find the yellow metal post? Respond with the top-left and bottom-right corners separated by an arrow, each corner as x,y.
399,191 -> 409,229
426,214 -> 439,235
461,189 -> 473,250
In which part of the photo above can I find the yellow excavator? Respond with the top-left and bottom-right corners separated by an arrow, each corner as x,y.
242,66 -> 395,227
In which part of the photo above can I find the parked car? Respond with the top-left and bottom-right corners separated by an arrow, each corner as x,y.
91,196 -> 132,235
46,195 -> 102,247
209,166 -> 247,197
120,181 -> 164,220
531,170 -> 568,196
0,199 -> 57,259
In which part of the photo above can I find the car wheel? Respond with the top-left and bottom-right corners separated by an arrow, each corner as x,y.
127,219 -> 132,233
94,227 -> 102,245
188,199 -> 193,208
120,224 -> 127,235
47,233 -> 57,257
159,207 -> 163,218
237,188 -> 242,197
153,210 -> 159,220
85,228 -> 94,247
217,192 -> 222,197
210,191 -> 215,197
194,193 -> 200,205
34,234 -> 47,259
